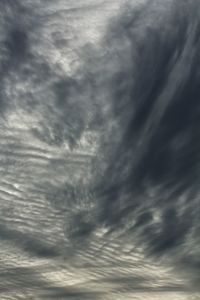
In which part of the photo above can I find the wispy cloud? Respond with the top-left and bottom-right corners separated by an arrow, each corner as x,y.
0,0 -> 199,299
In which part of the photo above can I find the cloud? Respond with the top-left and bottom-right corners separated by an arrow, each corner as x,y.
93,0 -> 200,283
0,0 -> 199,298
0,223 -> 59,258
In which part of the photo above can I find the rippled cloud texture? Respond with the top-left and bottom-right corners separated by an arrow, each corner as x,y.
0,0 -> 200,299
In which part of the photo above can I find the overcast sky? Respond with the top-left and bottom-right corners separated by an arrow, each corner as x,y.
0,0 -> 199,299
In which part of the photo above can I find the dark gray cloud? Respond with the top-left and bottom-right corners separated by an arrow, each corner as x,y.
92,0 -> 200,285
0,223 -> 59,258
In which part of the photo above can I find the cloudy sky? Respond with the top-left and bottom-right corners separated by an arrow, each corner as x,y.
0,0 -> 199,299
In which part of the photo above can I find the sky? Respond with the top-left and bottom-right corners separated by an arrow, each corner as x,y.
0,0 -> 199,299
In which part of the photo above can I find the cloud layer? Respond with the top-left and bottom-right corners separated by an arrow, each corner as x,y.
0,0 -> 199,299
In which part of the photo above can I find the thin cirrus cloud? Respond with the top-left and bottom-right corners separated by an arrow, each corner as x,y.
0,0 -> 199,299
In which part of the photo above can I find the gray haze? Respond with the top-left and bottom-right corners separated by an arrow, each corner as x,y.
0,0 -> 199,299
